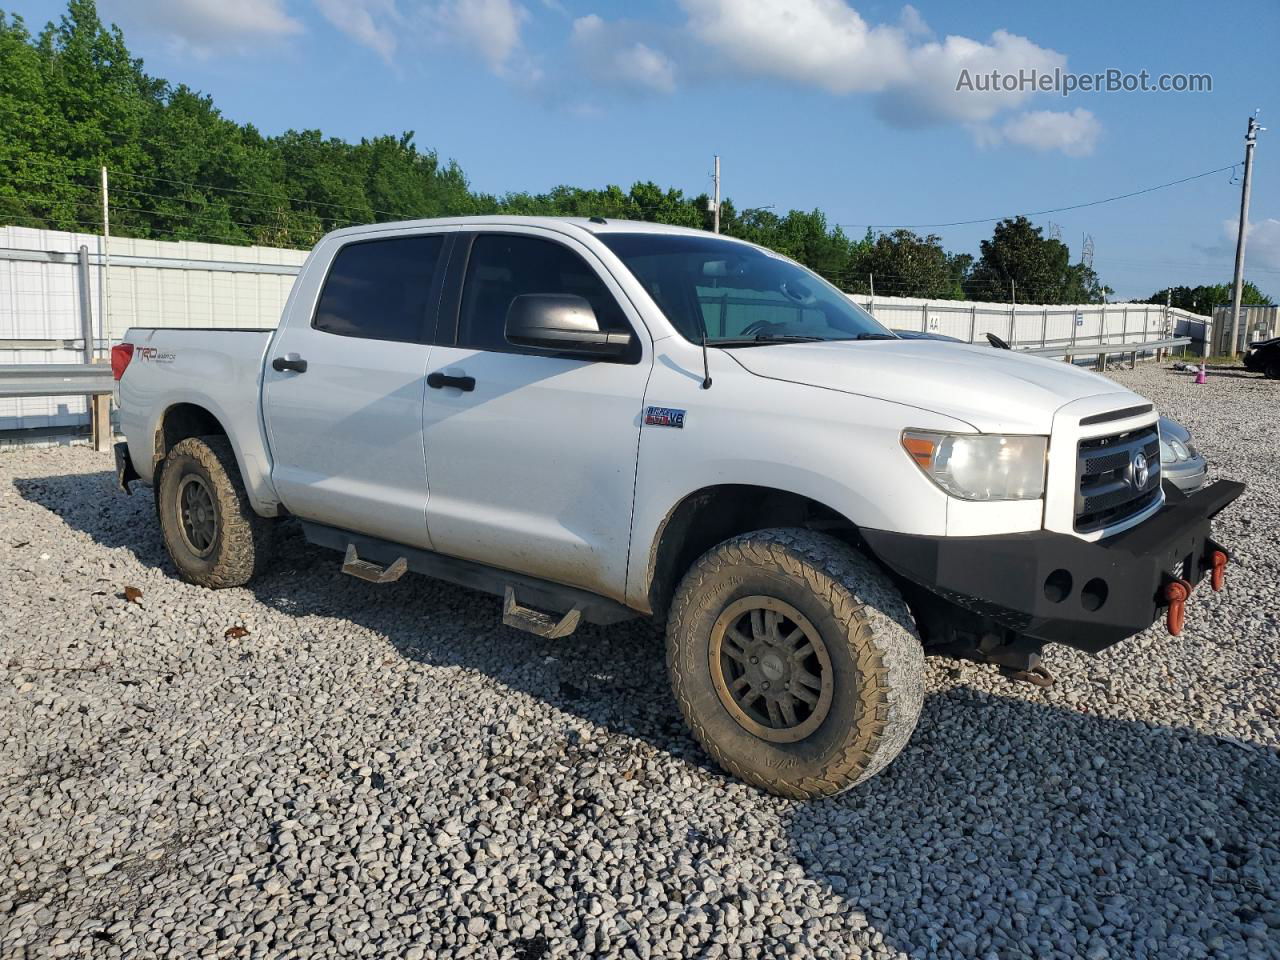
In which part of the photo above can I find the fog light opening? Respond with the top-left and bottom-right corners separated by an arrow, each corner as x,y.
1043,569 -> 1073,604
1081,578 -> 1109,612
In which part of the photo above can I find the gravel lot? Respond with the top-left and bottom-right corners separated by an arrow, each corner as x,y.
2,362 -> 1277,960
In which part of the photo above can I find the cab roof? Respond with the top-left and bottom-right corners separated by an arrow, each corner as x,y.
323,215 -> 747,244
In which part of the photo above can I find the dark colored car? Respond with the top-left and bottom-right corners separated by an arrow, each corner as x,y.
1243,336 -> 1280,379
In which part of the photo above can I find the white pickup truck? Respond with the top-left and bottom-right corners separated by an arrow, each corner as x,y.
113,216 -> 1242,797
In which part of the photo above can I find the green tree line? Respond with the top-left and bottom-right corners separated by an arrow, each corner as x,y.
7,0 -> 1262,308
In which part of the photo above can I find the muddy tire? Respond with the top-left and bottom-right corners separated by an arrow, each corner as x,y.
156,436 -> 273,588
667,528 -> 924,798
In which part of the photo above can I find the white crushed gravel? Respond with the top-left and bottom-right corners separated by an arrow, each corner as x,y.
1,361 -> 1277,959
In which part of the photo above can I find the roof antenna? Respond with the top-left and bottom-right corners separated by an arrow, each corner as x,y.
701,333 -> 713,389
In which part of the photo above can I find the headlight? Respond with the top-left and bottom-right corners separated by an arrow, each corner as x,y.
1161,437 -> 1193,462
902,431 -> 1047,501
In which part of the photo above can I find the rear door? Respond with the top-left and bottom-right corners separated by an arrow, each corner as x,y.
420,229 -> 651,600
263,230 -> 452,548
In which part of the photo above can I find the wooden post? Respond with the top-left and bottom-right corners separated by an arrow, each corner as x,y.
91,359 -> 112,452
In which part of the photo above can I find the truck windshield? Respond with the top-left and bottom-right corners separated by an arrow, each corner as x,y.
599,232 -> 894,345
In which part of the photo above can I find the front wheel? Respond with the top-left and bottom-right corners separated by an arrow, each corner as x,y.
156,435 -> 273,588
666,529 -> 924,798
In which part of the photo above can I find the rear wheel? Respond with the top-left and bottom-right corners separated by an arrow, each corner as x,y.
666,528 -> 924,798
157,436 -> 273,588
1265,358 -> 1280,380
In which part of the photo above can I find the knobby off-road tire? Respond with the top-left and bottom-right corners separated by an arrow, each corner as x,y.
156,435 -> 273,588
667,528 -> 925,798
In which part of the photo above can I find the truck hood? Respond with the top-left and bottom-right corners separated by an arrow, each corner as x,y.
728,339 -> 1145,433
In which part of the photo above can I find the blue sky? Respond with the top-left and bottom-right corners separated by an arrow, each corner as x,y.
14,0 -> 1280,301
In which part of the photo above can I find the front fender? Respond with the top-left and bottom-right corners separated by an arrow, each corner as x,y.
623,346 -> 964,610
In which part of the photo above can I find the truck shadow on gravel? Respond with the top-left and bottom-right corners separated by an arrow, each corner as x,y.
16,469 -> 1280,959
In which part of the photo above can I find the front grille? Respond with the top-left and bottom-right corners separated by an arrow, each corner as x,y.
1075,425 -> 1161,533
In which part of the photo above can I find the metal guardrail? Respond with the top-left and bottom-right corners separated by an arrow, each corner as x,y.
0,246 -> 302,276
0,364 -> 113,398
1017,336 -> 1191,358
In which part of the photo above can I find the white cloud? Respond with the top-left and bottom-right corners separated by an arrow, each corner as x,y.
434,0 -> 528,73
881,29 -> 1066,126
990,108 -> 1102,157
314,0 -> 400,62
101,0 -> 302,57
670,0 -> 1091,154
682,1 -> 1064,122
680,0 -> 911,95
898,4 -> 930,38
571,15 -> 677,95
313,0 -> 529,74
1212,217 -> 1280,272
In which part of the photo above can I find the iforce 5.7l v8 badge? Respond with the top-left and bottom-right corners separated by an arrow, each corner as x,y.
644,406 -> 686,429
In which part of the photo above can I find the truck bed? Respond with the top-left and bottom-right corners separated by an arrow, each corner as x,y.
115,327 -> 281,515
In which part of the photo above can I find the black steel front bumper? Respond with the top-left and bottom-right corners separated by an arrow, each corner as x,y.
863,479 -> 1245,653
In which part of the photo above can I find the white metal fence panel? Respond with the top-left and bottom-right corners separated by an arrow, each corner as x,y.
0,228 -> 106,429
0,227 -> 305,431
847,294 -> 1208,353
104,236 -> 303,338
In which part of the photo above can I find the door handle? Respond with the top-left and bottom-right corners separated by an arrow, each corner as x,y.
272,355 -> 308,373
427,371 -> 476,392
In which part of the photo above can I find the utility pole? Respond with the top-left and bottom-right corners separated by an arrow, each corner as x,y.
100,165 -> 111,360
94,164 -> 113,451
711,155 -> 720,233
1010,278 -> 1017,347
1227,114 -> 1262,357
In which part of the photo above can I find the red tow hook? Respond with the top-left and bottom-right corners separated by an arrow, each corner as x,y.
1210,549 -> 1229,592
1163,578 -> 1193,636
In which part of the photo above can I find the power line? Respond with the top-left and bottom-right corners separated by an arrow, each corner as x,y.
842,163 -> 1239,230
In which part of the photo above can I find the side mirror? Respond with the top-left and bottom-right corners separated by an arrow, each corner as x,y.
505,293 -> 633,358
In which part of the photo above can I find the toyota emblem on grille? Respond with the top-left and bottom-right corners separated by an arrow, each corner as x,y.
1132,451 -> 1149,489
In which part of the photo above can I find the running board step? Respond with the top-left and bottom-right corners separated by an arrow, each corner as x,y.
503,586 -> 583,639
342,544 -> 408,584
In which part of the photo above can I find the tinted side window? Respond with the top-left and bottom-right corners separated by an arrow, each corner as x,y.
457,234 -> 632,354
313,234 -> 444,342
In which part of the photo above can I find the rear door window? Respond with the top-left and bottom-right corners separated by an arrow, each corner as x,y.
313,234 -> 446,343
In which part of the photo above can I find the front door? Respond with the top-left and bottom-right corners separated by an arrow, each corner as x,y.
421,230 -> 651,600
263,231 -> 450,548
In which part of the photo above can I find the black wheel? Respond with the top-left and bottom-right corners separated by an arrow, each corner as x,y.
157,435 -> 273,588
1265,359 -> 1280,380
667,528 -> 924,798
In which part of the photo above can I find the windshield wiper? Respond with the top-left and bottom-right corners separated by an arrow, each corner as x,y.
709,333 -> 896,347
709,334 -> 833,348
